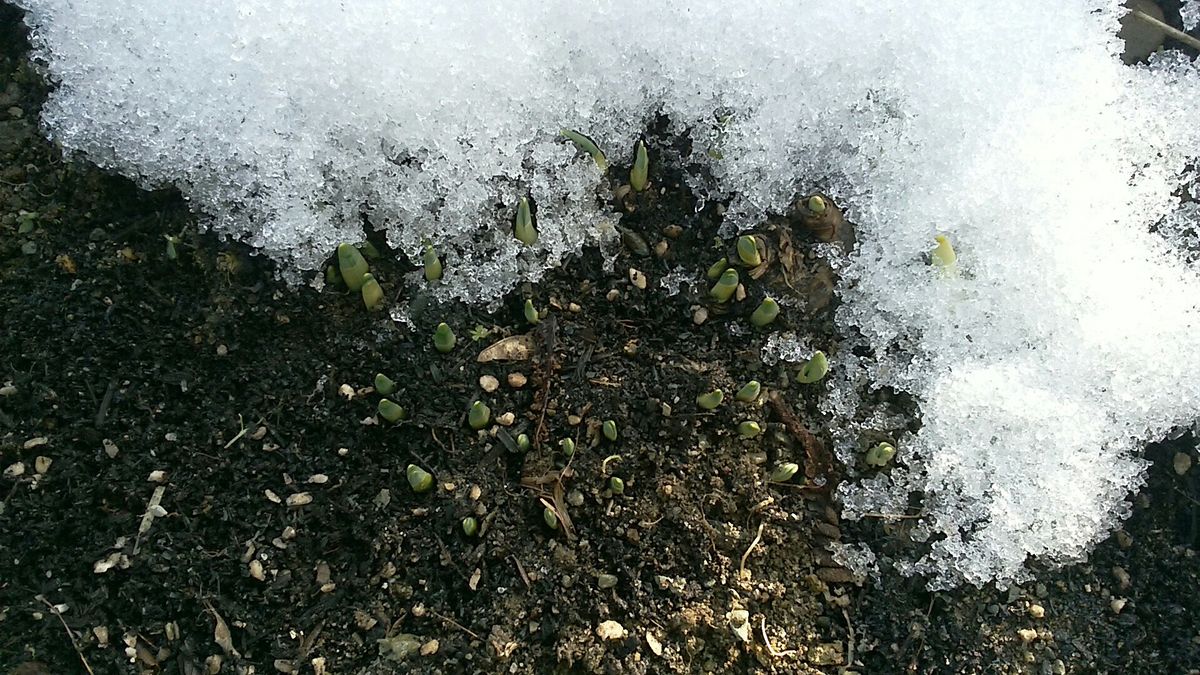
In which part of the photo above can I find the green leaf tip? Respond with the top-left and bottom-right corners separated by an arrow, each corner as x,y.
468,401 -> 492,430
461,516 -> 479,537
361,273 -> 384,311
433,322 -> 456,353
709,268 -> 739,303
423,244 -> 442,281
696,389 -> 724,410
378,399 -> 406,423
406,464 -> 433,493
630,140 -> 649,192
524,299 -> 540,325
514,197 -> 537,245
374,373 -> 396,395
736,235 -> 762,267
796,351 -> 829,384
561,129 -> 608,173
337,242 -> 370,292
737,421 -> 762,438
865,442 -> 897,467
735,380 -> 761,403
609,476 -> 625,495
750,297 -> 780,327
770,462 -> 799,483
602,419 -> 618,442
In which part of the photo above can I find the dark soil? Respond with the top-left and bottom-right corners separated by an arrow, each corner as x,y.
3,5 -> 1200,674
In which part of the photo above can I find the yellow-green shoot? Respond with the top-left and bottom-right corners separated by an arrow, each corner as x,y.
750,298 -> 779,327
736,235 -> 762,267
709,268 -> 739,303
796,351 -> 829,384
514,197 -> 537,245
433,322 -> 456,353
337,243 -> 370,291
561,129 -> 608,173
423,243 -> 442,281
630,140 -> 649,192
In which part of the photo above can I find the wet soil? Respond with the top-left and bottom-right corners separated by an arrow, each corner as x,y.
2,5 -> 1200,674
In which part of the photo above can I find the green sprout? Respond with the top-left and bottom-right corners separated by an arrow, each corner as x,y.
931,234 -> 957,276
750,298 -> 779,328
770,462 -> 799,483
696,389 -> 724,410
609,477 -> 625,495
358,241 -> 382,259
630,140 -> 649,192
709,268 -> 739,303
560,437 -> 576,457
735,380 -> 761,403
516,433 -> 532,452
543,506 -> 560,530
514,197 -> 537,245
433,323 -> 456,353
378,399 -> 406,423
462,517 -> 479,537
325,265 -> 341,285
736,235 -> 762,267
468,401 -> 492,430
737,421 -> 762,439
807,195 -> 827,214
796,351 -> 829,384
469,325 -> 491,341
165,235 -> 181,261
706,258 -> 729,280
524,299 -> 540,325
865,442 -> 897,467
375,373 -> 397,395
406,464 -> 434,493
423,243 -> 442,282
602,420 -> 618,442
361,273 -> 384,311
337,243 -> 371,292
561,129 -> 608,173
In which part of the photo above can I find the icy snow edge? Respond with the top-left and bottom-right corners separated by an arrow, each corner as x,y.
17,0 -> 1200,588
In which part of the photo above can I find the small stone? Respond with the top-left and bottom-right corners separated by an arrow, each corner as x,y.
597,574 -> 618,589
567,490 -> 584,507
148,470 -> 167,483
662,225 -> 683,238
93,626 -> 110,646
606,289 -> 621,302
34,457 -> 52,474
479,375 -> 500,392
1110,598 -> 1127,614
23,437 -> 48,450
646,632 -> 663,656
420,639 -> 439,656
660,402 -> 672,416
337,447 -> 350,456
496,412 -> 516,426
282,526 -> 296,540
1174,452 -> 1192,475
4,462 -> 25,478
596,620 -> 627,641
735,283 -> 747,302
1115,530 -> 1133,549
1017,628 -> 1037,643
307,474 -> 329,484
1112,565 -> 1131,590
568,302 -> 582,313
628,268 -> 648,290
568,414 -> 582,426
287,492 -> 313,507
249,560 -> 266,581
692,307 -> 708,325
103,439 -> 119,458
338,383 -> 356,400
265,489 -> 282,503
653,240 -> 669,257
507,372 -> 527,388
216,344 -> 228,357
0,384 -> 17,396
1028,604 -> 1045,619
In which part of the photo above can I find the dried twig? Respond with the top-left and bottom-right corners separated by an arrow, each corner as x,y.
759,616 -> 797,657
36,596 -> 94,675
739,522 -> 766,577
1130,9 -> 1200,51
430,610 -> 479,640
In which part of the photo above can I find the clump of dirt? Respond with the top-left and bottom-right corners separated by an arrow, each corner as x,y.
2,5 -> 1200,674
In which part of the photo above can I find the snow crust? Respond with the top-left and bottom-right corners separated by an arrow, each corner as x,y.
17,0 -> 1200,588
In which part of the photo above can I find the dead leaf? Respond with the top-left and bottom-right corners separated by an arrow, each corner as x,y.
203,601 -> 240,657
477,335 -> 535,363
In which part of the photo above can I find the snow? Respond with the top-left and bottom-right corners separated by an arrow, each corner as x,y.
15,0 -> 1200,588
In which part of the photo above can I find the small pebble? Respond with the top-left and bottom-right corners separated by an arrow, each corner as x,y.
629,268 -> 647,290
0,384 -> 17,396
249,560 -> 266,581
597,574 -> 618,589
1174,452 -> 1192,476
653,240 -> 669,257
1110,597 -> 1127,614
216,344 -> 228,356
1017,628 -> 1037,643
337,447 -> 350,457
567,490 -> 584,507
606,289 -> 621,302
34,456 -> 53,474
507,372 -> 527,388
286,492 -> 313,507
662,225 -> 683,238
1112,565 -> 1131,590
1028,604 -> 1045,619
420,640 -> 439,656
23,437 -> 48,450
568,414 -> 582,426
693,307 -> 708,325
4,462 -> 25,478
479,375 -> 500,392
568,302 -> 582,313
148,470 -> 167,483
597,620 -> 627,641
496,412 -> 516,426
307,474 -> 329,484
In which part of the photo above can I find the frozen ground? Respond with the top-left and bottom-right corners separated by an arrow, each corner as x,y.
15,0 -> 1200,588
